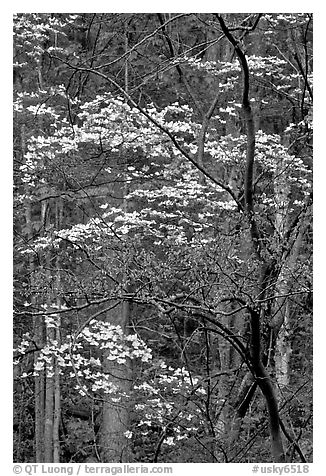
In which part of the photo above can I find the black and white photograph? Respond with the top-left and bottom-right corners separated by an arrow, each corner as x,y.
12,9 -> 313,468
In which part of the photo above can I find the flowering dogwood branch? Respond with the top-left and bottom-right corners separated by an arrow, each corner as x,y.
49,54 -> 241,209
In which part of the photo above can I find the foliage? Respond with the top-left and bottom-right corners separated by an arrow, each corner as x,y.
13,12 -> 312,463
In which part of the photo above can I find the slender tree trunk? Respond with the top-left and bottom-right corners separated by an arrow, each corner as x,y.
53,201 -> 63,463
271,155 -> 311,394
33,317 -> 45,462
274,301 -> 291,389
272,157 -> 291,390
31,242 -> 45,462
229,372 -> 257,451
272,221 -> 308,392
44,348 -> 54,462
53,336 -> 61,463
44,201 -> 54,462
22,122 -> 46,462
213,314 -> 231,460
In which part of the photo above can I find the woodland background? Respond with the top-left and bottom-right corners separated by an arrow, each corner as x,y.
13,13 -> 313,464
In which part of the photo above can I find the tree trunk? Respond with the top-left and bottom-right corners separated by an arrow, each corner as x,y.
255,361 -> 286,462
53,201 -> 62,463
44,353 -> 54,462
213,314 -> 231,459
44,234 -> 55,462
99,301 -> 132,462
33,320 -> 45,462
53,336 -> 61,463
98,53 -> 133,460
216,15 -> 286,462
31,249 -> 45,462
272,217 -> 308,392
271,157 -> 310,393
22,121 -> 46,462
229,372 -> 257,451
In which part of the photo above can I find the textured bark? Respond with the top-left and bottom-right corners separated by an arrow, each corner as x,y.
44,311 -> 55,461
32,295 -> 45,462
272,156 -> 291,390
23,122 -> 45,462
44,369 -> 54,462
26,200 -> 46,462
216,14 -> 285,462
229,372 -> 257,449
272,216 -> 308,391
53,208 -> 62,463
53,346 -> 61,463
42,200 -> 55,463
214,314 -> 231,451
99,301 -> 132,463
271,157 -> 310,392
255,362 -> 286,462
250,299 -> 285,462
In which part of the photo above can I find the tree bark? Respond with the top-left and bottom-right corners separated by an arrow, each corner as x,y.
44,210 -> 55,462
216,14 -> 285,462
99,300 -> 132,462
99,122 -> 132,462
272,161 -> 291,390
53,202 -> 63,463
23,122 -> 45,462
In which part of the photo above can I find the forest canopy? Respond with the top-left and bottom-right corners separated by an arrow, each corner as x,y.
13,13 -> 312,464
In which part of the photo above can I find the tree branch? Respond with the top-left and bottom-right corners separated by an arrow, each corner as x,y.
157,13 -> 204,117
50,55 -> 241,208
215,14 -> 262,257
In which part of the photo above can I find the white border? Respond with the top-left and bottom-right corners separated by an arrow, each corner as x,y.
4,4 -> 324,473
